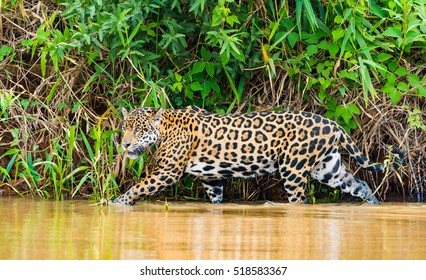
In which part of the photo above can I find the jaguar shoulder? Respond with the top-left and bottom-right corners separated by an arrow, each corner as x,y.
113,106 -> 404,205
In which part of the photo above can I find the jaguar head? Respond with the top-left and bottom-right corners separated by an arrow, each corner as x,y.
121,107 -> 162,159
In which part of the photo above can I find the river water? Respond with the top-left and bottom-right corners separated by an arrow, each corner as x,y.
1,197 -> 425,260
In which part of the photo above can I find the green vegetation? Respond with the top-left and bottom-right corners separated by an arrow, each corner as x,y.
0,0 -> 425,203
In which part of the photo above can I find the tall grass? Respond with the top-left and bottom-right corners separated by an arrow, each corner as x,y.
0,0 -> 425,203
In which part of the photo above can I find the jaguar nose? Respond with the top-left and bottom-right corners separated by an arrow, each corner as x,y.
122,142 -> 131,150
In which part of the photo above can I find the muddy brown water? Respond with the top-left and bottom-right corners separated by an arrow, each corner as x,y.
1,197 -> 426,260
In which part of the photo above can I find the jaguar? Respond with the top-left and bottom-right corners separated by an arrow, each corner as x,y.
113,106 -> 403,205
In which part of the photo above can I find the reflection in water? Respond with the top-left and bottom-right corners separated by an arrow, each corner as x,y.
1,198 -> 426,260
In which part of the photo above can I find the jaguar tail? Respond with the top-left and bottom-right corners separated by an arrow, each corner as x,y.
338,128 -> 404,173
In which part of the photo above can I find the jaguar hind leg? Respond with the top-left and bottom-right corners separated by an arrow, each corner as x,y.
202,179 -> 224,204
283,181 -> 308,204
279,162 -> 308,204
310,147 -> 379,204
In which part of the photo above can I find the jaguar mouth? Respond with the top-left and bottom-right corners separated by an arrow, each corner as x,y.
126,147 -> 144,159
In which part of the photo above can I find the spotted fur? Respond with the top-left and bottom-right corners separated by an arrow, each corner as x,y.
113,106 -> 404,205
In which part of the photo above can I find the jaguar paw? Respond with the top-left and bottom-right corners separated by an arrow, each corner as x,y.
211,198 -> 222,204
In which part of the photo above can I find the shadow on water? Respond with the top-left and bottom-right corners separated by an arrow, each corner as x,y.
1,197 -> 426,260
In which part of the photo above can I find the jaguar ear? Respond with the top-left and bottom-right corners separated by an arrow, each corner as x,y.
122,107 -> 129,121
152,108 -> 163,127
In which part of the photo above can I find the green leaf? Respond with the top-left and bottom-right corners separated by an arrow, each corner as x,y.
222,64 -> 240,103
40,51 -> 47,77
231,46 -> 245,61
405,30 -> 422,45
175,72 -> 183,82
80,129 -> 94,162
328,44 -> 339,57
191,61 -> 205,74
72,102 -> 80,113
334,15 -> 343,24
338,24 -> 353,58
268,58 -> 276,77
205,62 -> 215,77
339,87 -> 346,97
189,0 -> 206,13
1,148 -> 20,158
200,81 -> 211,99
318,40 -> 329,50
190,81 -> 203,91
358,57 -> 376,103
395,67 -> 409,76
381,83 -> 394,94
371,2 -> 386,18
271,27 -> 296,49
63,166 -> 89,182
296,0 -> 303,36
332,28 -> 345,42
388,89 -> 401,104
341,110 -> 352,124
201,46 -> 211,61
220,48 -> 230,65
407,74 -> 426,97
287,32 -> 298,48
185,88 -> 194,100
335,106 -> 353,124
386,73 -> 396,85
72,172 -> 93,198
347,104 -> 360,115
397,82 -> 410,92
387,59 -> 398,72
306,45 -> 318,56
343,51 -> 352,60
46,78 -> 60,104
229,42 -> 240,55
0,45 -> 13,60
225,15 -> 240,27
361,59 -> 387,72
334,106 -> 344,118
21,99 -> 30,109
383,26 -> 401,38
301,0 -> 319,31
419,87 -> 426,98
338,70 -> 357,81
407,74 -> 421,88
318,91 -> 327,101
207,78 -> 220,93
377,53 -> 393,62
172,82 -> 183,92
21,39 -> 33,48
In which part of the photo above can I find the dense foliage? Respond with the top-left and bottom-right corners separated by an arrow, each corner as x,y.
0,0 -> 425,203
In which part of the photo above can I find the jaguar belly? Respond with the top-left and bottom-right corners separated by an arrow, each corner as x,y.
185,159 -> 278,179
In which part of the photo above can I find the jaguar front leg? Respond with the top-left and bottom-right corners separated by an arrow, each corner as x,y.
279,157 -> 309,204
202,179 -> 224,204
113,137 -> 193,205
113,171 -> 180,205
